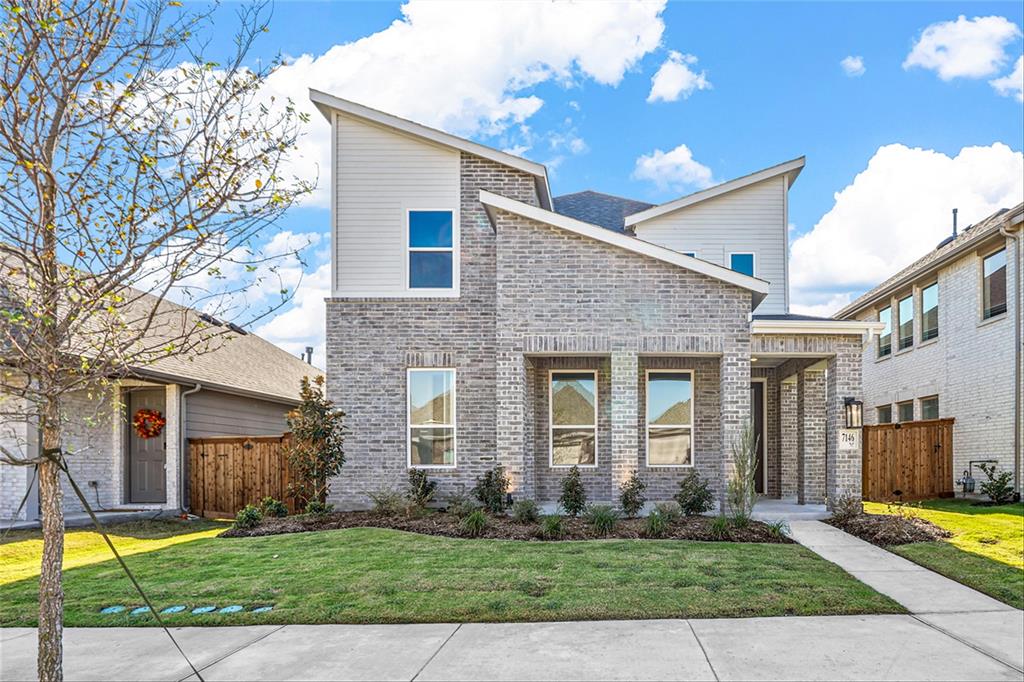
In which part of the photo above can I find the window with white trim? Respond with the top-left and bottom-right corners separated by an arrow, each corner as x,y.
921,395 -> 939,420
549,371 -> 597,467
646,371 -> 693,467
898,294 -> 913,350
877,306 -> 892,357
408,210 -> 454,289
408,369 -> 456,467
729,252 -> 755,277
921,282 -> 938,341
982,248 -> 1007,319
897,400 -> 914,423
877,405 -> 892,424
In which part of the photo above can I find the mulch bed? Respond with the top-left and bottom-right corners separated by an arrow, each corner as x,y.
220,510 -> 793,543
826,513 -> 952,547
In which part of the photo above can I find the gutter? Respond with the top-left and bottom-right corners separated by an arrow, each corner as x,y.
999,223 -> 1021,494
179,382 -> 202,512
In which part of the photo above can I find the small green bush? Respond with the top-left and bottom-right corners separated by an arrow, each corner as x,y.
473,466 -> 510,513
584,504 -> 619,536
511,499 -> 540,524
407,469 -> 437,507
618,472 -> 647,518
305,499 -> 333,516
644,509 -> 669,538
766,519 -> 789,540
233,504 -> 263,529
709,515 -> 731,541
365,488 -> 404,517
654,501 -> 682,524
830,494 -> 863,524
259,497 -> 288,518
461,509 -> 489,537
978,463 -> 1015,504
675,471 -> 714,516
559,465 -> 587,517
539,514 -> 565,540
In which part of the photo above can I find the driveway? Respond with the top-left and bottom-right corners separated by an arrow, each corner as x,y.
3,611 -> 1023,681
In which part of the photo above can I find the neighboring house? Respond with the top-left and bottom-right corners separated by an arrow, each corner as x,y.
312,90 -> 882,510
836,204 -> 1024,495
0,305 -> 321,521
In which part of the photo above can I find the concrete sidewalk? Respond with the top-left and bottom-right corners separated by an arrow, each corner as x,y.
2,613 -> 1023,681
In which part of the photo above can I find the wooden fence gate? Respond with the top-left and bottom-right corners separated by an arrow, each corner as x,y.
862,418 -> 954,502
188,434 -> 302,518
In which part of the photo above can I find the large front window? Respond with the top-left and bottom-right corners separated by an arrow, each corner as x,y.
898,295 -> 913,350
646,371 -> 693,467
408,369 -> 455,467
921,283 -> 938,341
983,249 -> 1007,319
878,306 -> 892,357
408,210 -> 454,289
550,371 -> 597,467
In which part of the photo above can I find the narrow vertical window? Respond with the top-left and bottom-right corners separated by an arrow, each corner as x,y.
921,283 -> 938,341
921,396 -> 939,420
646,372 -> 694,467
550,371 -> 597,467
897,295 -> 914,350
982,249 -> 1007,319
408,210 -> 454,289
878,306 -> 892,357
897,400 -> 914,423
729,253 -> 755,277
408,369 -> 456,467
877,405 -> 892,424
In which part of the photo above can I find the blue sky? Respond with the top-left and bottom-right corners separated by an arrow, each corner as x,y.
205,1 -> 1024,363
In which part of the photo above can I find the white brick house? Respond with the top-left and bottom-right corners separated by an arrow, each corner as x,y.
837,204 -> 1024,496
314,90 -> 883,511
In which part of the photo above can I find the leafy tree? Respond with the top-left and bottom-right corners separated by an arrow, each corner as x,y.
286,376 -> 347,510
0,3 -> 311,676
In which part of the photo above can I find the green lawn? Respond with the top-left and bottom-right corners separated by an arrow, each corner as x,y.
0,521 -> 901,626
863,499 -> 1024,608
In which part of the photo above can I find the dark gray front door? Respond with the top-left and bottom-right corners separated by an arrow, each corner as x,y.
128,389 -> 166,503
751,381 -> 765,495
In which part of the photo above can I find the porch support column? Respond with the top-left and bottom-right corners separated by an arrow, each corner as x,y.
720,344 -> 751,512
826,338 -> 864,508
496,347 -> 534,500
797,369 -> 827,505
610,350 -> 639,495
779,376 -> 798,499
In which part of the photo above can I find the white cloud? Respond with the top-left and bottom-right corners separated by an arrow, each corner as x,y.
840,55 -> 866,77
903,15 -> 1021,80
991,55 -> 1024,102
259,0 -> 667,206
646,51 -> 711,103
256,261 -> 331,369
790,142 -> 1024,316
632,144 -> 714,193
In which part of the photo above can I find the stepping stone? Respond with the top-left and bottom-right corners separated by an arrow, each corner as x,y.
191,606 -> 216,615
99,606 -> 125,614
251,606 -> 273,613
160,605 -> 187,614
218,605 -> 243,614
129,607 -> 150,616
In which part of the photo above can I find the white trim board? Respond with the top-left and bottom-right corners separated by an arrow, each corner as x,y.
750,319 -> 886,336
479,189 -> 770,308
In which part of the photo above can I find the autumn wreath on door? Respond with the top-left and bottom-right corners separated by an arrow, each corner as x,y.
132,408 -> 166,439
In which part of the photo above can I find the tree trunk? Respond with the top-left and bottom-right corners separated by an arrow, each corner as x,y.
37,421 -> 64,682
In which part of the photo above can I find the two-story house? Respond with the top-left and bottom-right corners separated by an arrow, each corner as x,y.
313,89 -> 882,510
837,204 -> 1023,496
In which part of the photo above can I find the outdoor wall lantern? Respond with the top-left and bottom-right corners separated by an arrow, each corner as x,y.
844,398 -> 863,429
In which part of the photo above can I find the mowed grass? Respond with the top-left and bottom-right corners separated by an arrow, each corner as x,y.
864,499 -> 1024,608
0,522 -> 901,626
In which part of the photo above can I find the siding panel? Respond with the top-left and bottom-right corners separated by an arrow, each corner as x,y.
185,390 -> 291,439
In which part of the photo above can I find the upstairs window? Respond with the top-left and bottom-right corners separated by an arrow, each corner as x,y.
550,371 -> 597,467
646,371 -> 694,467
898,295 -> 914,350
982,249 -> 1007,319
878,306 -> 892,357
408,210 -> 454,289
921,396 -> 939,420
877,405 -> 892,424
408,369 -> 456,467
921,283 -> 938,342
729,253 -> 755,277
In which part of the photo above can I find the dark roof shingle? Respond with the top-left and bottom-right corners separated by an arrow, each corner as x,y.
552,191 -> 653,234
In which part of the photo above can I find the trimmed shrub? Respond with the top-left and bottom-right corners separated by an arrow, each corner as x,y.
461,510 -> 489,538
473,466 -> 510,513
366,488 -> 404,517
407,469 -> 437,507
644,509 -> 669,538
618,472 -> 647,518
233,504 -> 263,529
584,505 -> 619,536
559,466 -> 587,517
674,471 -> 714,516
304,499 -> 333,516
259,497 -> 288,518
654,501 -> 682,524
830,494 -> 863,524
710,515 -> 731,541
539,514 -> 565,540
511,499 -> 540,524
978,463 -> 1015,504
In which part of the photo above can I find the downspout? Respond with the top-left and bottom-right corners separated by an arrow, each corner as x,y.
1000,225 -> 1021,495
179,383 -> 202,512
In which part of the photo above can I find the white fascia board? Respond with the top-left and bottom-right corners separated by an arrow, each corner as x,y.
479,189 -> 770,308
750,319 -> 887,336
310,89 -> 552,209
624,157 -> 806,227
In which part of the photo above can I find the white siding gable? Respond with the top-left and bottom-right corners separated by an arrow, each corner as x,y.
334,112 -> 460,296
631,176 -> 789,314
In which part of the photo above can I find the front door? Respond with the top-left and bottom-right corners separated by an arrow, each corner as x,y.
128,389 -> 167,503
750,381 -> 765,494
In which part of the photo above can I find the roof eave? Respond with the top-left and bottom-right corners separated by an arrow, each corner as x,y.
751,318 -> 885,336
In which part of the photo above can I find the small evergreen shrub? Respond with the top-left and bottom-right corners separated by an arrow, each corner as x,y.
233,504 -> 263,529
559,465 -> 587,517
675,470 -> 714,516
407,469 -> 437,507
654,501 -> 682,524
584,505 -> 619,536
366,488 -> 404,517
539,514 -> 565,540
259,497 -> 288,518
618,472 -> 647,518
461,509 -> 489,537
511,499 -> 540,524
305,499 -> 333,516
709,515 -> 731,541
473,466 -> 510,513
644,509 -> 669,538
978,463 -> 1015,504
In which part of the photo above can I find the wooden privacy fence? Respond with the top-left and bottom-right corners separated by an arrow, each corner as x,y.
189,434 -> 304,518
862,418 -> 954,502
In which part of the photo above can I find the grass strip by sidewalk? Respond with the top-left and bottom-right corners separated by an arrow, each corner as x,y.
1,524 -> 902,626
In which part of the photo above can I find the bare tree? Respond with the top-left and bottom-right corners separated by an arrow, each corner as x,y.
0,2 -> 313,679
